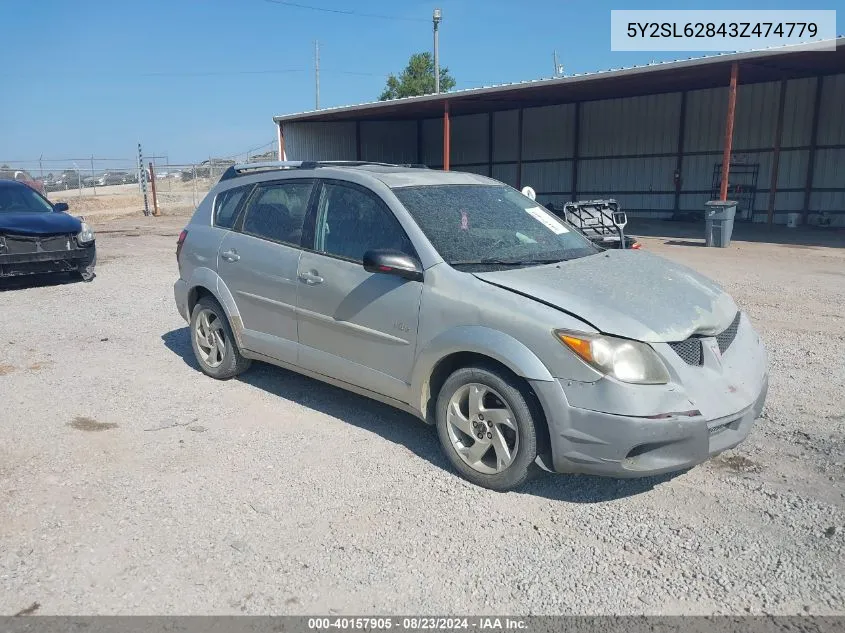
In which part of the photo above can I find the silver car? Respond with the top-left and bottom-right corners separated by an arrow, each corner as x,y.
173,161 -> 768,491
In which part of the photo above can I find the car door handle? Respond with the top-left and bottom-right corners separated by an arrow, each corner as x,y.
221,249 -> 240,262
298,270 -> 324,285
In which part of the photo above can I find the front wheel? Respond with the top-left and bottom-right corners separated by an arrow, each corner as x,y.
435,365 -> 540,491
78,249 -> 96,282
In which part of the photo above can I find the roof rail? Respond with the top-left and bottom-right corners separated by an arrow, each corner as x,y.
219,161 -> 304,181
299,160 -> 429,169
218,159 -> 429,181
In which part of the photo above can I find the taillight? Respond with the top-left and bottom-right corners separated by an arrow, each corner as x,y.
176,229 -> 188,262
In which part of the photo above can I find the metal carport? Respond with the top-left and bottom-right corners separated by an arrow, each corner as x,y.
274,38 -> 845,226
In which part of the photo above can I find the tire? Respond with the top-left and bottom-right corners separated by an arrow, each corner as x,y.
190,296 -> 251,380
435,365 -> 540,491
79,249 -> 96,282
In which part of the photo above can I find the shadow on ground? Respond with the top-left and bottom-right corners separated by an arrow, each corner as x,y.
663,240 -> 706,248
630,219 -> 844,248
0,272 -> 85,291
162,326 -> 681,503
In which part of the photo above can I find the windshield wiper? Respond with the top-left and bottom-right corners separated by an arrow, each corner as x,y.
450,257 -> 563,267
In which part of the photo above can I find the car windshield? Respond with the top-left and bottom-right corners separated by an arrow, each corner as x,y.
393,184 -> 599,269
0,185 -> 55,213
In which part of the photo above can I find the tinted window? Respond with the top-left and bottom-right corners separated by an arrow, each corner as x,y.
314,183 -> 413,262
214,186 -> 249,229
242,181 -> 314,245
393,185 -> 598,269
0,185 -> 53,213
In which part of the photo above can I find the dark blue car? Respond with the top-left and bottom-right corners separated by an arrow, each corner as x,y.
0,180 -> 96,281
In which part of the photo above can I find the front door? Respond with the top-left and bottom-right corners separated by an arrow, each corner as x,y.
296,181 -> 424,403
216,179 -> 315,365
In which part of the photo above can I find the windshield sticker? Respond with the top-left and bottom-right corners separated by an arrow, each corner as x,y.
525,206 -> 568,234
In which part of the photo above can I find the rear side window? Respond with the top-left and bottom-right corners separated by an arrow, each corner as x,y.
214,186 -> 249,229
241,181 -> 314,246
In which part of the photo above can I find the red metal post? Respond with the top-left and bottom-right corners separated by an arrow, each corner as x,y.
148,162 -> 160,217
443,100 -> 450,171
719,62 -> 739,201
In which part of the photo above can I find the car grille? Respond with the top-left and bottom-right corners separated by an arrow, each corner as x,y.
0,234 -> 74,255
716,312 -> 741,354
668,311 -> 741,365
668,339 -> 703,366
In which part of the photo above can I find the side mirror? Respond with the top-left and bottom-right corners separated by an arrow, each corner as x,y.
363,249 -> 423,282
54,202 -> 69,212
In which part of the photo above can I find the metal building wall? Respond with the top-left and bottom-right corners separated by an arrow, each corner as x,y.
285,122 -> 356,161
810,74 -> 845,221
420,117 -> 443,166
491,111 -> 519,186
360,120 -> 417,163
574,93 -> 681,218
283,71 -> 844,226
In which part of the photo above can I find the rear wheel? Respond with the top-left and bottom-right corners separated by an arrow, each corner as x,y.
190,296 -> 251,379
435,365 -> 540,491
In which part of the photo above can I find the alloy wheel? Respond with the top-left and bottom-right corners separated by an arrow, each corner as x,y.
446,383 -> 519,474
194,308 -> 226,368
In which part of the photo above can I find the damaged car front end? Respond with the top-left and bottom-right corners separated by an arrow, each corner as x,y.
0,180 -> 96,282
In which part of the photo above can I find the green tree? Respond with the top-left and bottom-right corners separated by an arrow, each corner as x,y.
379,52 -> 456,100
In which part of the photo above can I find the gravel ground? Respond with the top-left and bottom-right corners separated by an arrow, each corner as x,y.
0,215 -> 843,616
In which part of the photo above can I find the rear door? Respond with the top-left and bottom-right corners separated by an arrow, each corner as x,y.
216,179 -> 316,365
296,180 -> 424,402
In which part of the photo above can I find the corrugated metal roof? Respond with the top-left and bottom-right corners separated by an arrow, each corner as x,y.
274,37 -> 844,123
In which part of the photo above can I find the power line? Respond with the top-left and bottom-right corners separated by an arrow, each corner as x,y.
225,139 -> 278,160
263,0 -> 427,22
137,68 -> 390,78
137,69 -> 306,77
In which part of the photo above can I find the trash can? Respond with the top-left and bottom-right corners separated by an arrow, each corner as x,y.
704,200 -> 737,247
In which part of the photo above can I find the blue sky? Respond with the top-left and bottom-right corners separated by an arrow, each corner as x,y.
0,0 -> 839,167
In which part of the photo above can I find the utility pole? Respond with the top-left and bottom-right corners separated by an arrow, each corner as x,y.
433,8 -> 442,93
553,51 -> 562,76
315,40 -> 320,110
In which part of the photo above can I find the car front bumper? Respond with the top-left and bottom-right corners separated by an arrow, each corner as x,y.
0,244 -> 96,278
530,374 -> 767,477
530,314 -> 769,478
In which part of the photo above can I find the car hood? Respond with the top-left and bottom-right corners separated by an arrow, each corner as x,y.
0,212 -> 82,236
472,250 -> 738,342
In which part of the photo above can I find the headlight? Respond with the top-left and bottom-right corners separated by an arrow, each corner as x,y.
77,222 -> 95,244
554,330 -> 670,385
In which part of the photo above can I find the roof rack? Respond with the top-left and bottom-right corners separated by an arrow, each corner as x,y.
218,160 -> 428,181
299,161 -> 430,169
219,161 -> 303,181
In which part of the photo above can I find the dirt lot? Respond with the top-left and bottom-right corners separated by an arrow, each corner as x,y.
46,182 -> 211,222
0,214 -> 843,615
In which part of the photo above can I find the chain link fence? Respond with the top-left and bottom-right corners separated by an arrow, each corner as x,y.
1,146 -> 276,221
0,157 -> 246,221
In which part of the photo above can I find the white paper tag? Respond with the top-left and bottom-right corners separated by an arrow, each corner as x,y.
525,206 -> 569,234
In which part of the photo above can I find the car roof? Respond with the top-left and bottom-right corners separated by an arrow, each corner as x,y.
223,162 -> 498,189
334,165 -> 496,188
0,179 -> 30,189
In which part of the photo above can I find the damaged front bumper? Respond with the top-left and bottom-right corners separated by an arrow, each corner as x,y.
530,312 -> 769,478
0,233 -> 96,278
